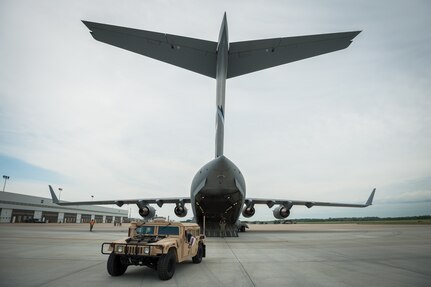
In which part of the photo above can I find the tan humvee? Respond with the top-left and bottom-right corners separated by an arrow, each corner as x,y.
102,218 -> 206,280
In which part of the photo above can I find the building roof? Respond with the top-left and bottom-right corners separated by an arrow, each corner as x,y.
0,191 -> 127,216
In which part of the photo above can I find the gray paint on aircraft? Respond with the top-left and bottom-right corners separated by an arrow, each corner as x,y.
50,14 -> 374,235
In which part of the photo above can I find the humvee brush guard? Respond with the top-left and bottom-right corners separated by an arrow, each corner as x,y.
102,219 -> 206,280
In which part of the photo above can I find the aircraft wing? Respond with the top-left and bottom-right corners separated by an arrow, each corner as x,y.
82,21 -> 218,78
49,185 -> 190,207
227,31 -> 361,78
245,188 -> 375,208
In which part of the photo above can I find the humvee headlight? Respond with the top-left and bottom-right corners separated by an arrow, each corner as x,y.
117,245 -> 124,253
144,247 -> 150,254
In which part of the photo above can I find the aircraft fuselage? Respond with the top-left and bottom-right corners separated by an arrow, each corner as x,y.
189,15 -> 245,229
190,156 -> 246,228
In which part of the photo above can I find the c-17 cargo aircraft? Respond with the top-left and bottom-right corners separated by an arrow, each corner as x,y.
49,13 -> 375,236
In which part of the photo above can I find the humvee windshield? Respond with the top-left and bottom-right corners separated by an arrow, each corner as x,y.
158,226 -> 179,236
136,226 -> 155,235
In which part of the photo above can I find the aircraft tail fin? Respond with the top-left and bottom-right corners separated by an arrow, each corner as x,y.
227,31 -> 361,78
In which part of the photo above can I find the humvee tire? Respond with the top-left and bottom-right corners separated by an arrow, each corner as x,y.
107,252 -> 127,276
157,249 -> 176,280
192,243 -> 203,264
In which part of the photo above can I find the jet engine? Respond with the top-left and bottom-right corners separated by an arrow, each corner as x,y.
174,205 -> 188,217
138,205 -> 156,219
273,205 -> 290,219
242,205 -> 255,218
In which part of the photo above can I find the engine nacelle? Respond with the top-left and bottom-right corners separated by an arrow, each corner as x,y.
174,205 -> 188,217
138,205 -> 156,219
242,206 -> 255,218
273,205 -> 290,219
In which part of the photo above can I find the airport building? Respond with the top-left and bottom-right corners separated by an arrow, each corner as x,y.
0,191 -> 128,224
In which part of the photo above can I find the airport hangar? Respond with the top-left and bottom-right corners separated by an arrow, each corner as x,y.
0,191 -> 128,224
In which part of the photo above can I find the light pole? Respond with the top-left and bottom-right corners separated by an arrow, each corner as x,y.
2,175 -> 10,192
58,188 -> 63,201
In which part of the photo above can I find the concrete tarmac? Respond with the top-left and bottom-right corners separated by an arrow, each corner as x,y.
0,223 -> 430,287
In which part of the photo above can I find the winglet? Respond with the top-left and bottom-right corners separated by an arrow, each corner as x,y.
49,185 -> 59,204
365,188 -> 376,206
81,20 -> 93,31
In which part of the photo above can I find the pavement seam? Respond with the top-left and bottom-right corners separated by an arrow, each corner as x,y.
225,239 -> 256,287
33,261 -> 105,287
373,260 -> 431,279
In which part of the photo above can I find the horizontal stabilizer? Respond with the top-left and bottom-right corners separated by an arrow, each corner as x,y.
82,20 -> 360,80
228,31 -> 361,78
82,21 -> 218,78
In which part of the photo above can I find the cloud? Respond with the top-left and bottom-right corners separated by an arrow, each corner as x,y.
1,0 -> 430,219
0,155 -> 64,183
375,177 -> 431,204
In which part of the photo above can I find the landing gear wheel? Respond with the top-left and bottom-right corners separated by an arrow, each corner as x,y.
107,252 -> 127,276
158,249 -> 176,280
192,244 -> 203,264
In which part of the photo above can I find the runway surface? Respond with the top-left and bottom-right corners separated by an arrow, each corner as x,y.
0,223 -> 430,287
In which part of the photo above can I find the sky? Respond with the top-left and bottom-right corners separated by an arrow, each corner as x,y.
1,0 -> 430,220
